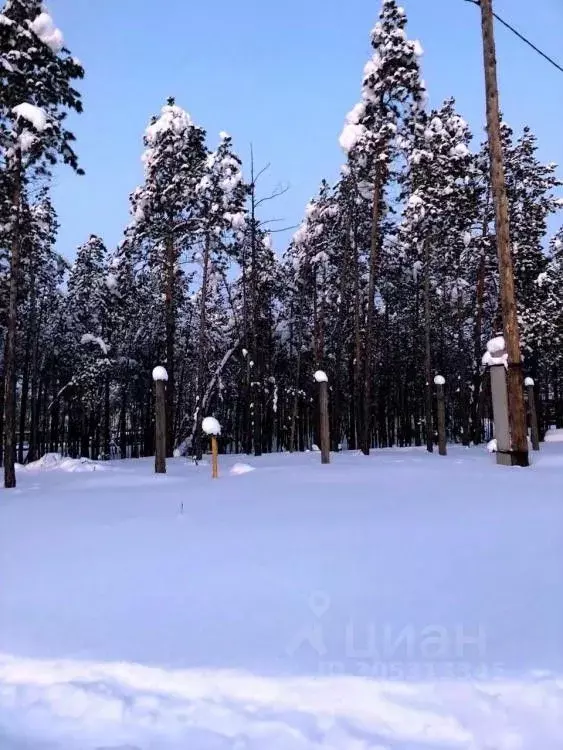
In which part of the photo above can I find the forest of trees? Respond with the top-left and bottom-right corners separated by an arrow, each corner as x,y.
1,0 -> 562,482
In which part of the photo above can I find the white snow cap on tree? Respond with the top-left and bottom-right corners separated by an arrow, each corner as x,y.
12,103 -> 48,132
145,103 -> 192,146
29,12 -> 64,53
524,377 -> 535,387
141,102 -> 195,174
152,366 -> 168,382
339,0 -> 426,156
314,370 -> 329,383
434,375 -> 445,386
202,416 -> 221,436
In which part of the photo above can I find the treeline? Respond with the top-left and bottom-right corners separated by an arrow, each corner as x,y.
1,0 -> 562,485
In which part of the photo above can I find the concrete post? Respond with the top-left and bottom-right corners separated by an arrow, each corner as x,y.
482,337 -> 512,466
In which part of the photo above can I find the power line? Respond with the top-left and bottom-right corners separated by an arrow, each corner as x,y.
464,0 -> 563,75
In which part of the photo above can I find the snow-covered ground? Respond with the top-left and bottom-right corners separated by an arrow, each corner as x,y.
1,445 -> 562,749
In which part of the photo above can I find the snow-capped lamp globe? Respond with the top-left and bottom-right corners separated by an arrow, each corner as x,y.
202,417 -> 221,478
313,370 -> 328,383
152,366 -> 168,382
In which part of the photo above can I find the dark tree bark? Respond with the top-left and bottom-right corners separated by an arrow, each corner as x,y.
4,150 -> 22,488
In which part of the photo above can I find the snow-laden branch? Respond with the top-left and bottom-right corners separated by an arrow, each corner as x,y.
175,340 -> 241,457
81,333 -> 109,355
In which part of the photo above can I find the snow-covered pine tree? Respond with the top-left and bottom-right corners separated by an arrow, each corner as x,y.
338,0 -> 426,455
531,227 -> 563,426
502,125 -> 562,366
191,131 -> 247,458
129,98 -> 207,455
0,0 -> 83,486
16,191 -> 60,462
398,98 -> 475,449
66,235 -> 111,458
287,181 -> 343,449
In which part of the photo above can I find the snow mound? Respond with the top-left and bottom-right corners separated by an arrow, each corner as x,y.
487,437 -> 533,453
25,454 -> 106,473
229,463 -> 255,476
544,428 -> 563,443
0,655 -> 562,750
58,458 -> 108,473
25,453 -> 64,470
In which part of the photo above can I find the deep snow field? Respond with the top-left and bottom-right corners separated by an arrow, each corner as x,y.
1,444 -> 562,749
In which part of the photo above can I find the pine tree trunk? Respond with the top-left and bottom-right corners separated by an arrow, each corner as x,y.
119,384 -> 127,459
50,380 -> 60,454
289,342 -> 302,453
3,150 -> 22,488
352,218 -> 362,452
164,234 -> 176,457
362,166 -> 382,456
18,334 -> 31,465
0,346 -> 4,468
469,251 -> 486,444
103,373 -> 110,457
250,202 -> 262,456
195,232 -> 211,461
423,241 -> 433,453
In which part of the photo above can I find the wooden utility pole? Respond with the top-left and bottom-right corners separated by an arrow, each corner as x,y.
153,366 -> 167,474
479,0 -> 529,467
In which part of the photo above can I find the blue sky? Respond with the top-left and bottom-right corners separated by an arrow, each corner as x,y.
48,0 -> 562,259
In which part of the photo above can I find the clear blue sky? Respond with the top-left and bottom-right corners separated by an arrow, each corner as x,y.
48,0 -> 562,258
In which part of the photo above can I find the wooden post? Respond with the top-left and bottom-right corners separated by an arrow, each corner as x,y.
152,366 -> 168,474
434,375 -> 447,456
202,416 -> 221,478
525,377 -> 540,451
314,370 -> 330,464
211,436 -> 219,478
478,0 -> 529,467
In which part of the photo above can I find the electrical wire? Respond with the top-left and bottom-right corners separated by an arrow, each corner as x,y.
464,0 -> 563,74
